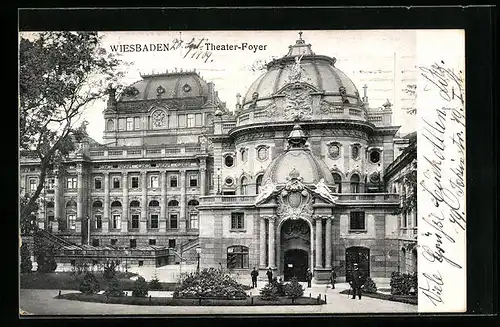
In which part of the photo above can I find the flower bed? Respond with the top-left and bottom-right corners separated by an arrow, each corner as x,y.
57,293 -> 325,306
173,268 -> 247,299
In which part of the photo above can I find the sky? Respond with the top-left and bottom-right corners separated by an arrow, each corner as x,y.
72,30 -> 464,143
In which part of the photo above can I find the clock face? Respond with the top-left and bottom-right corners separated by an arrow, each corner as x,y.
152,110 -> 166,128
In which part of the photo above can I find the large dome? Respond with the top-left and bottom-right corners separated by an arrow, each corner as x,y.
237,34 -> 366,126
262,124 -> 335,186
118,71 -> 209,102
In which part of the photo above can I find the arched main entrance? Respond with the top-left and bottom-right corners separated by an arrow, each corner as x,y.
280,219 -> 310,281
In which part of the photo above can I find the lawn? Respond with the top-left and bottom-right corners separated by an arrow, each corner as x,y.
339,289 -> 417,305
57,292 -> 326,306
20,272 -> 178,291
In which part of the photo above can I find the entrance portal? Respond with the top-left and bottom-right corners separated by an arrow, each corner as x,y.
284,249 -> 308,281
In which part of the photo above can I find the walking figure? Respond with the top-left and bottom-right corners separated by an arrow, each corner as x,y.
305,268 -> 313,288
330,268 -> 337,289
266,267 -> 273,284
251,267 -> 259,288
350,263 -> 363,299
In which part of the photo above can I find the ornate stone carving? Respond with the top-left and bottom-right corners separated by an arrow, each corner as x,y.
235,131 -> 276,145
320,128 -> 368,139
276,168 -> 313,220
264,102 -> 279,117
283,85 -> 313,121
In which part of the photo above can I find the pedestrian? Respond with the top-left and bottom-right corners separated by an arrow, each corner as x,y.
250,267 -> 259,288
305,268 -> 313,288
330,268 -> 337,289
350,263 -> 363,300
266,267 -> 273,284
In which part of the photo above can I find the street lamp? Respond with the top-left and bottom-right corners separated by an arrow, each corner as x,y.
87,215 -> 91,245
196,247 -> 202,273
216,168 -> 221,195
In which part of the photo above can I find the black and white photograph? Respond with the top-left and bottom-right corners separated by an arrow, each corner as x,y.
19,27 -> 466,315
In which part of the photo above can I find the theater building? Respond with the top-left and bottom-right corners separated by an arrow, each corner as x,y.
20,34 -> 415,284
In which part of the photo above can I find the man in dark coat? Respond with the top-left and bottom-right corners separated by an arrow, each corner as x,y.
330,268 -> 337,289
266,267 -> 273,284
250,267 -> 259,288
305,268 -> 313,288
350,263 -> 363,299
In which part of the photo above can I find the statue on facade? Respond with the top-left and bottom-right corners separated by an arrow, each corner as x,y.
313,178 -> 338,204
255,178 -> 277,205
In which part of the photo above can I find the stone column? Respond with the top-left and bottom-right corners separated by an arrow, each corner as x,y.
103,172 -> 109,233
315,216 -> 323,268
140,171 -> 147,233
259,217 -> 266,268
180,170 -> 187,231
200,166 -> 206,196
53,169 -> 60,232
268,216 -> 276,268
159,171 -> 167,232
121,172 -> 128,232
325,216 -> 332,269
76,169 -> 84,236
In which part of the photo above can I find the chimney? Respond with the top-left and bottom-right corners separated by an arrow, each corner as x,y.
235,93 -> 242,110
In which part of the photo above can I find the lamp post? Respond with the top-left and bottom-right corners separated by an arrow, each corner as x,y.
216,168 -> 221,195
196,247 -> 202,274
87,215 -> 91,245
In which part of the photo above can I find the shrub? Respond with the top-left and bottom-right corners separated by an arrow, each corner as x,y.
79,272 -> 100,295
149,272 -> 162,290
103,260 -> 120,281
104,276 -> 125,297
390,271 -> 417,295
270,277 -> 286,296
173,268 -> 247,299
132,276 -> 149,298
259,283 -> 279,301
20,244 -> 33,273
362,277 -> 377,294
284,277 -> 304,299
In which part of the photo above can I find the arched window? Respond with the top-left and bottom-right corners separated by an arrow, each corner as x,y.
350,174 -> 360,193
65,200 -> 77,231
227,245 -> 249,269
130,200 -> 140,208
332,173 -> 342,193
149,200 -> 160,207
168,199 -> 179,207
224,155 -> 234,167
106,119 -> 114,131
92,201 -> 103,208
255,174 -> 263,194
240,148 -> 248,162
240,176 -> 248,195
111,201 -> 122,208
351,145 -> 360,160
188,199 -> 199,206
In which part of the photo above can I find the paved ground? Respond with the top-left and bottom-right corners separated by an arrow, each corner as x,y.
19,282 -> 416,315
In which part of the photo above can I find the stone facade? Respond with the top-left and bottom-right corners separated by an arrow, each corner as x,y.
20,34 -> 415,284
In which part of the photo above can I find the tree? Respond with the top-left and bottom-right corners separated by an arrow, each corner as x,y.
393,165 -> 417,216
20,243 -> 33,273
19,31 -> 125,225
104,276 -> 125,297
79,271 -> 100,295
283,277 -> 304,301
132,276 -> 149,297
33,234 -> 57,273
149,272 -> 162,291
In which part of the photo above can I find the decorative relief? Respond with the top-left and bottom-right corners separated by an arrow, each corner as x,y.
283,85 -> 313,121
256,145 -> 270,161
276,168 -> 313,221
320,128 -> 367,139
152,110 -> 167,128
327,142 -> 341,159
264,102 -> 279,117
235,131 -> 276,144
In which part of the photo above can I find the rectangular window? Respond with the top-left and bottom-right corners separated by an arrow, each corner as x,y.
178,114 -> 186,128
149,239 -> 156,246
231,212 -> 244,230
186,114 -> 195,127
189,174 -> 198,187
169,114 -> 176,128
131,176 -> 139,188
170,175 -> 178,187
402,211 -> 408,228
134,117 -> 141,130
189,213 -> 199,229
68,214 -> 76,230
138,260 -> 143,266
130,239 -> 137,248
131,214 -> 139,229
112,214 -> 121,229
94,177 -> 102,189
195,113 -> 202,126
113,177 -> 120,189
349,212 -> 366,231
227,246 -> 249,269
126,117 -> 133,131
46,178 -> 55,190
92,239 -> 100,247
71,259 -> 76,267
48,215 -> 54,222
168,239 -> 176,248
150,214 -> 159,229
169,214 -> 178,229
66,177 -> 77,189
150,175 -> 159,188
29,178 -> 37,191
95,214 -> 102,229
118,118 -> 126,131
111,239 -> 118,246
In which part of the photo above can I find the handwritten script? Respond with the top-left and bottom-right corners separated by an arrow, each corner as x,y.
418,60 -> 466,311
